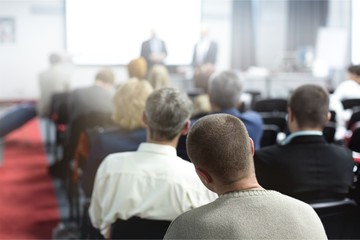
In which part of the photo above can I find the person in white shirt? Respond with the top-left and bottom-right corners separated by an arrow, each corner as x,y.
88,87 -> 217,238
37,52 -> 71,117
332,64 -> 360,101
331,65 -> 360,131
192,25 -> 218,68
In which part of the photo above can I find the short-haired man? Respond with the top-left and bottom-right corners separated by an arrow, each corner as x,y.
254,84 -> 354,203
207,70 -> 263,149
68,68 -> 116,122
164,114 -> 326,239
89,87 -> 217,238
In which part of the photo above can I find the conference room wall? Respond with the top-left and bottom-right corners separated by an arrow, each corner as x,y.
0,0 -> 350,100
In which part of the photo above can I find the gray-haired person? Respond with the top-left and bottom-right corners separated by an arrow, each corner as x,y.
89,87 -> 217,238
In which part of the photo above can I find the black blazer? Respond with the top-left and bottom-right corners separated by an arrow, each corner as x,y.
140,39 -> 167,68
254,135 -> 355,203
192,40 -> 218,67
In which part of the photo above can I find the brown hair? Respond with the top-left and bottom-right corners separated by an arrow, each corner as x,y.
187,114 -> 253,184
288,84 -> 329,129
95,68 -> 115,85
128,57 -> 147,80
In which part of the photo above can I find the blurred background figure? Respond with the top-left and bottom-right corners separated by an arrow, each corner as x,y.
127,57 -> 148,81
37,52 -> 71,118
140,29 -> 167,70
147,64 -> 170,90
192,25 -> 218,69
332,64 -> 360,101
192,25 -> 218,93
67,67 -> 115,123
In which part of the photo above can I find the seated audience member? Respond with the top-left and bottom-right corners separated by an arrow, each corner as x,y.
49,68 -> 116,178
332,64 -> 360,101
67,68 -> 116,123
164,114 -> 326,239
193,63 -> 215,94
147,64 -> 170,90
37,52 -> 71,118
206,70 -> 263,149
254,84 -> 355,203
81,79 -> 153,197
127,57 -> 148,81
191,94 -> 211,119
89,87 -> 217,238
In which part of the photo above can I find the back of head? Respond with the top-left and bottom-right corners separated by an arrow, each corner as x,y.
95,68 -> 115,85
347,65 -> 358,76
49,52 -> 63,65
147,64 -> 170,90
128,57 -> 148,80
187,114 -> 253,184
145,87 -> 193,141
208,70 -> 243,109
113,79 -> 153,130
289,84 -> 329,129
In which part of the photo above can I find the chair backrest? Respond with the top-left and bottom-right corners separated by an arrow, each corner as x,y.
348,121 -> 360,152
341,98 -> 360,110
260,112 -> 287,132
310,198 -> 360,239
50,92 -> 70,124
323,122 -> 336,143
260,124 -> 280,148
253,98 -> 288,113
348,110 -> 360,130
111,217 -> 171,239
65,112 -> 113,161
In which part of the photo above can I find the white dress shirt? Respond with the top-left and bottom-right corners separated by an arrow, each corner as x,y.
332,79 -> 360,101
195,38 -> 211,65
89,142 -> 217,238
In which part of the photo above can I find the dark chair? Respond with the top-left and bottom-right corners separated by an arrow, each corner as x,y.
253,98 -> 288,113
348,110 -> 360,130
341,98 -> 360,110
310,198 -> 360,239
65,112 -> 113,223
111,217 -> 171,239
348,121 -> 360,152
259,112 -> 287,132
323,122 -> 336,143
260,124 -> 280,148
48,92 -> 70,160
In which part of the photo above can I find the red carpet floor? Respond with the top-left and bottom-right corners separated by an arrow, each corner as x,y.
0,119 -> 60,239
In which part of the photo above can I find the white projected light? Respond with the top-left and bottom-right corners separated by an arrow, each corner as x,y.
65,0 -> 202,65
352,0 -> 360,64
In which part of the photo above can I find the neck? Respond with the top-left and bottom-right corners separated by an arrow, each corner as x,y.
146,132 -> 180,148
291,126 -> 323,133
216,173 -> 263,196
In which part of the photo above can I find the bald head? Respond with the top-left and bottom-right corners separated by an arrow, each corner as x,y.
187,114 -> 254,184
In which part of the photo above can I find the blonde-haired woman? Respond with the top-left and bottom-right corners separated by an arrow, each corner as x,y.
82,79 -> 153,197
147,64 -> 170,90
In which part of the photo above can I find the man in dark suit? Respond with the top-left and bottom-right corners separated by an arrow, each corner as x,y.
254,84 -> 355,203
140,29 -> 167,69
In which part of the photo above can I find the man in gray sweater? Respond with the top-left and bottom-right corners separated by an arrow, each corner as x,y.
164,114 -> 327,239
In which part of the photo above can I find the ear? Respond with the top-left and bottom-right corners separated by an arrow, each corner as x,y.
195,167 -> 213,185
287,107 -> 295,122
326,111 -> 331,124
180,120 -> 191,136
142,112 -> 148,126
249,137 -> 255,156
